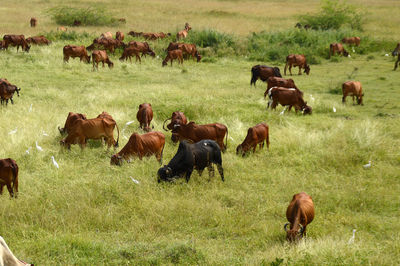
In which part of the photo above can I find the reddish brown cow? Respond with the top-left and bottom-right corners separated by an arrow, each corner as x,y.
128,41 -> 155,57
342,37 -> 361,46
163,111 -> 188,142
90,37 -> 125,53
0,158 -> 19,198
63,45 -> 90,63
128,31 -> 143,37
167,42 -> 201,61
60,117 -> 119,149
30,17 -> 37,27
110,132 -> 165,165
3,35 -> 31,52
236,123 -> 270,156
342,81 -> 363,105
176,23 -> 192,40
171,122 -> 228,151
284,192 -> 315,242
264,77 -> 301,99
162,49 -> 183,67
329,43 -> 349,58
100,32 -> 113,39
0,79 -> 21,105
394,54 -> 400,71
250,65 -> 282,86
391,42 -> 400,56
58,112 -> 87,135
26,35 -> 51,45
92,50 -> 114,70
116,31 -> 124,41
285,54 -> 310,75
268,87 -> 312,115
119,46 -> 141,63
137,103 -> 153,132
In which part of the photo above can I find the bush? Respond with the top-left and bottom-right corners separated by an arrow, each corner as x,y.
47,6 -> 120,26
42,30 -> 95,42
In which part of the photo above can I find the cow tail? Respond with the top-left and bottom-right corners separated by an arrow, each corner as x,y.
250,66 -> 258,86
273,67 -> 282,78
115,123 -> 120,148
225,127 -> 228,151
11,160 -> 18,193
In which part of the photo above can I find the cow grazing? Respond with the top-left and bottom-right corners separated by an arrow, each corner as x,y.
264,77 -> 301,99
60,117 -> 119,149
0,79 -> 21,106
128,41 -> 155,57
128,31 -> 143,37
157,139 -> 224,183
329,43 -> 349,58
26,36 -> 51,45
284,192 -> 315,242
92,50 -> 113,70
2,35 -> 30,52
119,46 -> 141,63
395,54 -> 400,71
250,65 -> 282,86
342,37 -> 361,46
285,54 -> 310,75
89,37 -> 125,53
176,22 -> 191,40
268,87 -> 312,115
342,81 -> 363,105
136,103 -> 153,132
0,158 -> 19,198
30,17 -> 37,27
0,236 -> 33,265
58,112 -> 87,135
116,31 -> 124,41
392,42 -> 400,56
162,49 -> 183,67
167,42 -> 201,62
236,123 -> 270,156
111,131 -> 165,165
63,45 -> 90,63
171,122 -> 228,151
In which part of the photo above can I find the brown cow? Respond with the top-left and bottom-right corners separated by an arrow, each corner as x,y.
394,54 -> 400,71
119,46 -> 141,63
250,65 -> 282,86
63,45 -> 90,63
100,32 -> 113,39
284,192 -> 315,242
392,42 -> 400,56
329,43 -> 349,58
128,41 -> 155,57
285,54 -> 310,75
92,50 -> 114,70
136,103 -> 153,132
0,79 -> 21,105
264,77 -> 301,99
171,122 -> 228,151
60,117 -> 119,149
128,31 -> 143,37
0,158 -> 19,198
342,37 -> 361,46
26,35 -> 51,45
236,123 -> 270,156
176,23 -> 191,40
268,87 -> 312,115
58,112 -> 87,135
342,81 -> 363,105
167,43 -> 201,62
116,31 -> 124,41
110,131 -> 165,165
2,35 -> 31,52
143,32 -> 170,40
162,49 -> 183,67
89,37 -> 125,53
30,17 -> 37,27
163,111 -> 188,142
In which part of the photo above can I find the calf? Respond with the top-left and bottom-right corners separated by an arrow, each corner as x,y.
342,37 -> 360,46
30,17 -> 37,27
128,41 -> 155,57
26,35 -> 51,45
162,49 -> 183,66
264,77 -> 301,99
236,123 -> 270,156
111,132 -> 165,165
0,236 -> 33,265
63,45 -> 90,63
58,112 -> 87,135
284,192 -> 315,242
119,46 -> 141,63
137,103 -> 153,132
176,23 -> 191,40
342,81 -> 363,105
268,87 -> 312,115
157,139 -> 224,183
329,43 -> 349,58
250,65 -> 282,86
92,50 -> 113,70
0,79 -> 21,105
0,158 -> 19,198
285,54 -> 310,75
3,35 -> 31,52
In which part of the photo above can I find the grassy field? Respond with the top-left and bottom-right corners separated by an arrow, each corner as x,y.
1,0 -> 400,265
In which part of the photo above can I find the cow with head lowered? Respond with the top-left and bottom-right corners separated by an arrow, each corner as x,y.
171,122 -> 228,151
236,123 -> 270,156
0,79 -> 21,106
157,139 -> 224,183
58,112 -> 87,135
268,87 -> 312,115
137,103 -> 153,132
250,65 -> 282,86
264,77 -> 301,99
0,158 -> 19,198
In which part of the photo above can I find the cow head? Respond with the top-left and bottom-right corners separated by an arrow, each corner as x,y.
148,50 -> 156,57
284,223 -> 304,242
343,50 -> 349,57
196,54 -> 202,62
108,61 -> 114,68
25,45 -> 31,53
302,103 -> 312,115
236,144 -> 244,156
304,65 -> 310,75
157,165 -> 174,182
15,87 -> 21,97
162,59 -> 168,67
110,154 -> 123,165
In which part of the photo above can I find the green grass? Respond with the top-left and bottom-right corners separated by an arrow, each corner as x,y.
1,0 -> 400,265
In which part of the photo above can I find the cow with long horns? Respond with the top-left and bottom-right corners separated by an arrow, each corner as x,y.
163,111 -> 188,142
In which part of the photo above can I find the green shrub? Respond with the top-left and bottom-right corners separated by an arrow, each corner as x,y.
46,6 -> 120,26
42,30 -> 95,42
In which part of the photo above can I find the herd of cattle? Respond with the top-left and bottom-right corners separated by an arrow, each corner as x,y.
0,19 -> 399,262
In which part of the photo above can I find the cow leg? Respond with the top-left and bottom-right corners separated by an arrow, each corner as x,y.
185,169 -> 193,183
284,63 -> 288,75
10,98 -> 14,104
216,164 -> 224,182
197,169 -> 204,176
289,65 -> 293,75
6,183 -> 14,198
271,101 -> 278,110
12,178 -> 18,198
352,95 -> 355,104
0,184 -> 4,194
298,66 -> 302,75
102,62 -> 105,68
394,58 -> 399,70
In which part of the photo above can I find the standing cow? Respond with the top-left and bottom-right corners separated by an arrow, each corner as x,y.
264,77 -> 301,99
236,123 -> 270,156
30,17 -> 37,27
342,81 -> 363,105
63,45 -> 90,63
58,112 -> 87,135
285,54 -> 310,75
0,158 -> 19,198
2,35 -> 31,52
92,50 -> 114,70
0,79 -> 21,105
268,87 -> 312,115
329,43 -> 349,58
137,103 -> 153,132
250,65 -> 282,86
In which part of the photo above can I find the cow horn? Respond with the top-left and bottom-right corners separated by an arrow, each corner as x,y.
162,117 -> 171,131
284,223 -> 290,232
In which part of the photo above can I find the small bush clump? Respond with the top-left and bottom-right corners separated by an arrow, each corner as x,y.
47,6 -> 120,26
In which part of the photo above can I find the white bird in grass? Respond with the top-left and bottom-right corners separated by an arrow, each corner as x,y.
348,229 -> 356,244
25,147 -> 31,154
333,106 -> 337,113
129,176 -> 140,184
8,128 -> 17,135
363,161 -> 372,169
310,94 -> 315,102
28,104 -> 33,112
43,131 -> 49,136
125,121 -> 135,126
385,54 -> 389,57
35,141 -> 43,151
352,47 -> 355,53
51,156 -> 59,169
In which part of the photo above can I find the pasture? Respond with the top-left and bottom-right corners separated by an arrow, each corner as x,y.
1,0 -> 400,264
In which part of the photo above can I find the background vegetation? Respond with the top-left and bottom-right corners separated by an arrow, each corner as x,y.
0,0 -> 399,265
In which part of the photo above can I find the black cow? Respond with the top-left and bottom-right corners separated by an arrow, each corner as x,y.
250,65 -> 282,86
157,139 -> 224,183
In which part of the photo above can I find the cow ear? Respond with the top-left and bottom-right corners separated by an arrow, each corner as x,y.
139,104 -> 142,109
